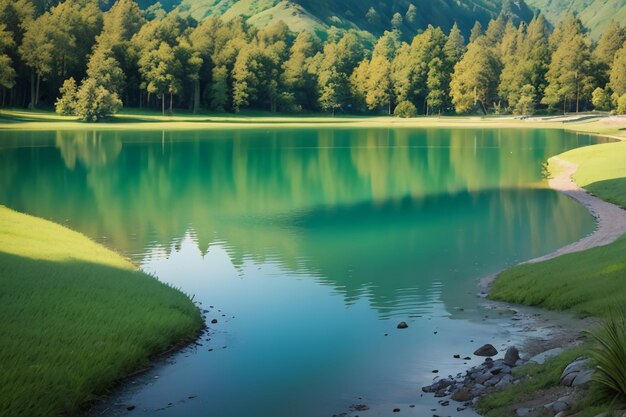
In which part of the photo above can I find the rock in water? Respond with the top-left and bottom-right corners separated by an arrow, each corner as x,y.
504,347 -> 520,366
397,321 -> 409,329
474,344 -> 498,357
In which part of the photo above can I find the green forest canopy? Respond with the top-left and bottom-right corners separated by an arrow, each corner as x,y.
1,0 -> 626,120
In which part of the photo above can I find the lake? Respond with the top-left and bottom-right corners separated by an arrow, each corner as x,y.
0,127 -> 605,417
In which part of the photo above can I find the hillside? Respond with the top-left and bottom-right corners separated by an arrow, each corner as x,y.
175,0 -> 534,37
525,0 -> 626,38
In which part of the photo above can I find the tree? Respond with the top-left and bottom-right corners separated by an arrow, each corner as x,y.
73,77 -> 122,121
55,77 -> 78,115
391,13 -> 403,31
0,23 -> 15,91
610,44 -> 626,97
394,100 -> 417,117
542,14 -> 594,113
282,31 -> 321,111
406,4 -> 418,25
470,21 -> 483,43
86,46 -> 125,94
138,41 -> 182,114
426,57 -> 447,114
365,7 -> 379,25
450,37 -> 501,114
592,87 -> 612,111
592,21 -> 625,86
514,84 -> 536,115
616,94 -> 626,115
366,54 -> 392,113
19,13 -> 55,108
444,23 -> 465,65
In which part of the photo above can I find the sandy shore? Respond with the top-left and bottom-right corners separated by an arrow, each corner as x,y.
530,156 -> 626,262
480,155 -> 626,290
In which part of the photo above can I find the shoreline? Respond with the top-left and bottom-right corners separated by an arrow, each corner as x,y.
479,153 -> 626,293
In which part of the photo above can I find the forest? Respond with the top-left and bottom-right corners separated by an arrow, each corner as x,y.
1,0 -> 626,120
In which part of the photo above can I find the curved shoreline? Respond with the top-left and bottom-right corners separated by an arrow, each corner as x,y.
480,153 -> 626,292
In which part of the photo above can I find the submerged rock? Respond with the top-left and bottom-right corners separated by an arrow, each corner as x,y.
474,344 -> 498,357
397,321 -> 409,329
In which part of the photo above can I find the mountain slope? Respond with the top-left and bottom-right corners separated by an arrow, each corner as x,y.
525,0 -> 626,38
176,0 -> 534,37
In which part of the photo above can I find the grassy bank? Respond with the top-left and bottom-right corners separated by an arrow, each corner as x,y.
0,206 -> 203,417
1,109 -> 626,138
491,140 -> 626,317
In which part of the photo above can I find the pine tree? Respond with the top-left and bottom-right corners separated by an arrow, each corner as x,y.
542,14 -> 594,113
610,44 -> 626,97
470,21 -> 483,43
593,21 -> 625,86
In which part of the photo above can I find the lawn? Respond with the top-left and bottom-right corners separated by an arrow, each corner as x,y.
0,206 -> 203,417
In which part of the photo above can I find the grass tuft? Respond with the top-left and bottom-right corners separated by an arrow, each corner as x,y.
588,312 -> 626,401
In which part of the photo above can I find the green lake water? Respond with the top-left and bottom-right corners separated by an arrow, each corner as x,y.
0,127 -> 605,417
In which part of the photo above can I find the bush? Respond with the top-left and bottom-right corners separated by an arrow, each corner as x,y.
55,77 -> 78,116
589,313 -> 626,401
55,77 -> 122,122
393,100 -> 417,118
592,87 -> 613,112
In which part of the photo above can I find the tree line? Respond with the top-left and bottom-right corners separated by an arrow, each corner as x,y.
1,0 -> 625,121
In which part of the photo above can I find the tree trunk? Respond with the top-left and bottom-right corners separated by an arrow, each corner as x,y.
35,73 -> 40,107
29,70 -> 35,109
162,94 -> 165,115
193,79 -> 200,114
170,92 -> 173,113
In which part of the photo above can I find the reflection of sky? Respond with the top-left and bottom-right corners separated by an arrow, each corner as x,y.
130,235 -> 524,417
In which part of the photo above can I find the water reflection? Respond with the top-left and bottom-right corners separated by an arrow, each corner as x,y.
0,127 -> 599,319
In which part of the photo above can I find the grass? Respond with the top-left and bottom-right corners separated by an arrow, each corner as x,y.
551,141 -> 626,208
490,235 -> 626,318
588,313 -> 626,401
0,206 -> 203,417
492,138 -> 626,318
476,346 -> 587,417
1,108 -> 626,137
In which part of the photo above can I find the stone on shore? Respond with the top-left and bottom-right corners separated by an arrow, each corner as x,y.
528,347 -> 563,365
451,388 -> 471,402
474,344 -> 498,357
504,346 -> 520,367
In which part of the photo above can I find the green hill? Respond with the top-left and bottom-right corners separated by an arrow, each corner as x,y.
525,0 -> 626,38
175,0 -> 534,36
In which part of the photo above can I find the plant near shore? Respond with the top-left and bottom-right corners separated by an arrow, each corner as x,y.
588,312 -> 626,401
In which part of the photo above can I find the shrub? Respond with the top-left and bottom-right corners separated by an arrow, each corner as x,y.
588,312 -> 626,401
514,84 -> 536,115
55,77 -> 78,116
592,87 -> 613,112
394,100 -> 417,118
55,77 -> 122,122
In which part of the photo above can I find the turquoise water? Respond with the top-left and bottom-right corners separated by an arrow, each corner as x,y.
0,127 -> 603,417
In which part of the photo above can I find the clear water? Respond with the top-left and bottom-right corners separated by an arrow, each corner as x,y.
0,127 -> 603,417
